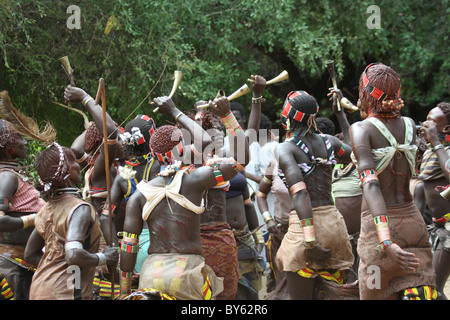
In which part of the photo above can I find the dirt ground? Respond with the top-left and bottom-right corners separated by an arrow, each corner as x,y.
259,273 -> 450,300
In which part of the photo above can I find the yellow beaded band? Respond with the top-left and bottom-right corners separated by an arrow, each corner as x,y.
374,215 -> 392,251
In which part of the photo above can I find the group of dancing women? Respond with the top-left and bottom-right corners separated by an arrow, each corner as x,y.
0,62 -> 448,300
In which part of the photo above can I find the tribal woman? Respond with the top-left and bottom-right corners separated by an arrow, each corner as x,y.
256,159 -> 291,300
24,143 -> 118,300
102,115 -> 160,274
225,76 -> 267,300
177,106 -> 240,300
119,95 -> 249,300
64,85 -> 122,218
349,63 -> 437,300
275,90 -> 354,300
0,119 -> 46,300
328,88 -> 362,275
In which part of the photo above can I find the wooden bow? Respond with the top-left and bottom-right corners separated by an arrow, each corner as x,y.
94,78 -> 115,299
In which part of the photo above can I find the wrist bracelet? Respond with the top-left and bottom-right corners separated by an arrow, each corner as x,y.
252,96 -> 265,104
253,229 -> 265,244
262,176 -> 272,184
96,252 -> 107,266
374,215 -> 392,251
262,211 -> 273,223
21,213 -> 36,229
300,218 -> 317,249
221,110 -> 243,136
174,112 -> 184,122
433,144 -> 445,152
82,95 -> 93,107
120,270 -> 132,296
377,239 -> 393,251
76,152 -> 89,164
360,169 -> 378,186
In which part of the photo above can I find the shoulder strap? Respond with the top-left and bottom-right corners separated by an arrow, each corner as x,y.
403,117 -> 414,145
143,158 -> 155,181
367,117 -> 398,147
288,136 -> 315,161
319,134 -> 335,161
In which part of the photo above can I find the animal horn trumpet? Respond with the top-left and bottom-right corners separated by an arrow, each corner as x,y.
339,97 -> 359,111
153,70 -> 183,112
196,84 -> 250,109
247,70 -> 289,85
59,56 -> 74,86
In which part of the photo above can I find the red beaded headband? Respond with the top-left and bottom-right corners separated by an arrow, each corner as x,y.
281,91 -> 319,130
135,114 -> 156,145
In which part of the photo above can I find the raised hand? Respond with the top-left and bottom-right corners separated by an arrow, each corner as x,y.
64,85 -> 89,104
209,96 -> 230,118
152,96 -> 178,117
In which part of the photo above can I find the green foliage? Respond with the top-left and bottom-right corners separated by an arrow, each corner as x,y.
0,0 -> 448,145
21,138 -> 44,184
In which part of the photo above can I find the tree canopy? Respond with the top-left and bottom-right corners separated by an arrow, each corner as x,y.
0,0 -> 448,146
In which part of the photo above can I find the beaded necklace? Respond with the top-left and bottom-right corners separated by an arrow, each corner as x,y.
125,153 -> 150,167
368,109 -> 400,119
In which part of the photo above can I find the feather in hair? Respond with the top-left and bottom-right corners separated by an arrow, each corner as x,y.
0,91 -> 57,145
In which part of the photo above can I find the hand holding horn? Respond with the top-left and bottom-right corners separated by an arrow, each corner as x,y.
153,70 -> 182,112
247,70 -> 289,85
326,60 -> 341,111
196,84 -> 250,109
327,87 -> 358,112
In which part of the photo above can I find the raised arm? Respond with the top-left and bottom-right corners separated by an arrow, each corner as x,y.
184,97 -> 251,194
246,75 -> 266,134
328,88 -> 352,145
153,96 -> 212,153
64,86 -> 118,142
64,85 -> 119,182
